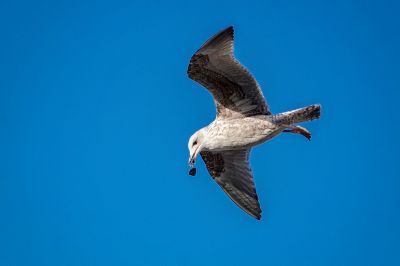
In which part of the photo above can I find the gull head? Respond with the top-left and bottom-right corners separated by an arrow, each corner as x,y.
188,128 -> 206,167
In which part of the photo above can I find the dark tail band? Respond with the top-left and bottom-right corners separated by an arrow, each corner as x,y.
273,104 -> 321,125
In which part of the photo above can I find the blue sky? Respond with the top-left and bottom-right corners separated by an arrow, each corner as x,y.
1,0 -> 399,265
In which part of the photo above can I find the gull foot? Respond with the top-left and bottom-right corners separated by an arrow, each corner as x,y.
283,125 -> 311,141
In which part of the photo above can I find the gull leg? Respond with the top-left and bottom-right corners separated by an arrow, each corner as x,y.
282,125 -> 311,140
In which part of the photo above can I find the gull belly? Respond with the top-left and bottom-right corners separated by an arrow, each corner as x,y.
205,115 -> 283,152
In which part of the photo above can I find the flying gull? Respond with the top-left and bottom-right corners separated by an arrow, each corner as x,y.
187,26 -> 321,220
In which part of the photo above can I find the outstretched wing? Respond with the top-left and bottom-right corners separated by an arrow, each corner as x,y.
188,26 -> 270,118
200,149 -> 262,220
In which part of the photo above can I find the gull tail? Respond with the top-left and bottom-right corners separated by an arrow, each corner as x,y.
273,104 -> 321,125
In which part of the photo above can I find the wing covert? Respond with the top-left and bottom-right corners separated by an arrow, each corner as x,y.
200,149 -> 262,220
188,26 -> 270,118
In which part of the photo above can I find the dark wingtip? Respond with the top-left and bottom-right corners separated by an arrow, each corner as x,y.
252,207 -> 262,220
195,26 -> 235,54
222,25 -> 234,39
310,104 -> 321,120
225,25 -> 234,33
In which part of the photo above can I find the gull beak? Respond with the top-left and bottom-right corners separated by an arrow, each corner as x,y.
188,145 -> 202,167
188,150 -> 198,176
188,152 -> 196,167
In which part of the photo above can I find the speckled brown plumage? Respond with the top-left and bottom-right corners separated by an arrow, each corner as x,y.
187,26 -> 270,118
187,26 -> 321,220
200,151 -> 225,178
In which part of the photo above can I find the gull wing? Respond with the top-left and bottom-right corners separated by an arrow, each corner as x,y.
188,26 -> 270,118
200,149 -> 262,220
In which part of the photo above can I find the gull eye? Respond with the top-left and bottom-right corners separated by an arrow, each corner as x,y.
193,140 -> 197,146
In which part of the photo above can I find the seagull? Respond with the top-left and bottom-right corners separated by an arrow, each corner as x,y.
187,26 -> 321,220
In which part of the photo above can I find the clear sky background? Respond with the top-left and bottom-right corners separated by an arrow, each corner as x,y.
1,0 -> 399,265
